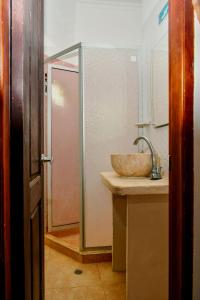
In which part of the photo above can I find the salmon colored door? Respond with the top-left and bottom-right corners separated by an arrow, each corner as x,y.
47,65 -> 80,231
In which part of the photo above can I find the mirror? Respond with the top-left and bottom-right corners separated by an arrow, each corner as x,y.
151,33 -> 169,127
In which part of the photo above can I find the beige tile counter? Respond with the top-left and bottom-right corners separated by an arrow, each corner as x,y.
101,172 -> 169,300
100,172 -> 168,196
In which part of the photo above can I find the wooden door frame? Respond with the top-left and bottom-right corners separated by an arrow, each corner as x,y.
0,0 -> 195,299
169,1 -> 194,299
0,1 -> 11,299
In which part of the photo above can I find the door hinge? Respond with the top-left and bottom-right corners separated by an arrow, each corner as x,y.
44,73 -> 48,95
169,155 -> 172,172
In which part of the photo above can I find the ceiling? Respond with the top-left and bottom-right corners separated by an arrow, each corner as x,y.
103,0 -> 142,2
79,0 -> 143,5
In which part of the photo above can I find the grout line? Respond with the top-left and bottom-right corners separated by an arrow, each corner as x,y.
96,262 -> 102,281
45,246 -> 125,299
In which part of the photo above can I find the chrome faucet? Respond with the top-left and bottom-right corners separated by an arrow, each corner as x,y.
133,136 -> 162,180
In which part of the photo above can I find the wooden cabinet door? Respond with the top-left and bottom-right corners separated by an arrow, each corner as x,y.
10,0 -> 44,299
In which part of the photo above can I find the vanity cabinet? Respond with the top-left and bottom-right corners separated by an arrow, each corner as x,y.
101,172 -> 169,300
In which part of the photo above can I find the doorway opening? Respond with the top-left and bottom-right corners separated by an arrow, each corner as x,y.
0,0 -> 195,299
43,1 -> 170,299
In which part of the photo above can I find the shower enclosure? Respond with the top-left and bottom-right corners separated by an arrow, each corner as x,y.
44,44 -> 83,248
44,43 -> 139,250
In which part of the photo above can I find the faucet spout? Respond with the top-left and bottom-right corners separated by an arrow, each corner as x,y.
133,136 -> 162,180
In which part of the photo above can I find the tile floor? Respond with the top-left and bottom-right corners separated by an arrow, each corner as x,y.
45,246 -> 126,300
50,228 -> 80,250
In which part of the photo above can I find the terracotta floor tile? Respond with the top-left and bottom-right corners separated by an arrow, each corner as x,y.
45,246 -> 126,299
45,249 -> 100,289
45,288 -> 69,300
83,286 -> 106,300
45,246 -> 51,262
45,265 -> 72,289
51,229 -> 80,249
61,233 -> 79,247
68,286 -> 106,300
104,283 -> 126,300
46,287 -> 106,300
64,263 -> 101,288
97,262 -> 126,285
45,249 -> 78,289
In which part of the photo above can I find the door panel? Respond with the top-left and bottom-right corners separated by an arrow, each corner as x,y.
28,0 -> 44,298
31,206 -> 41,300
47,66 -> 80,230
30,0 -> 41,177
10,0 -> 44,299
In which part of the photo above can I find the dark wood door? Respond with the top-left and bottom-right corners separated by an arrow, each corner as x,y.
10,0 -> 44,299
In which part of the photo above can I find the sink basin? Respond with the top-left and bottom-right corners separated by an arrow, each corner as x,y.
111,153 -> 152,177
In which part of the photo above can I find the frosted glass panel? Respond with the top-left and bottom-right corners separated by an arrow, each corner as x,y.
83,47 -> 139,247
51,67 -> 80,227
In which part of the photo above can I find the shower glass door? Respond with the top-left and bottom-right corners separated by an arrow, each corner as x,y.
47,64 -> 80,231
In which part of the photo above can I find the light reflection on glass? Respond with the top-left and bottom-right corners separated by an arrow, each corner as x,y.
52,81 -> 65,107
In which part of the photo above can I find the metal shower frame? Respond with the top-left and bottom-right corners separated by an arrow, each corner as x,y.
44,43 -> 85,251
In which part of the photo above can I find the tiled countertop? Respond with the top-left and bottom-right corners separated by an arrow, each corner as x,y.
100,172 -> 169,196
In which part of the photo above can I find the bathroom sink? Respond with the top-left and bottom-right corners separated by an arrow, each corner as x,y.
111,153 -> 152,177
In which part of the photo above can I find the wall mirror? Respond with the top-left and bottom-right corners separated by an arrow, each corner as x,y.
151,32 -> 169,128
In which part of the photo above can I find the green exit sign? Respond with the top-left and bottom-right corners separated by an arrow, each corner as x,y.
159,2 -> 169,25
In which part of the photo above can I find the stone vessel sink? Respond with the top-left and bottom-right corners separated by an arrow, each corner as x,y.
111,153 -> 152,177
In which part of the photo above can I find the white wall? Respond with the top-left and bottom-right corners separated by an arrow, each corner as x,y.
142,0 -> 162,24
44,0 -> 77,55
83,47 -> 139,247
75,1 -> 142,49
44,0 -> 142,56
193,16 -> 200,300
140,0 -> 169,173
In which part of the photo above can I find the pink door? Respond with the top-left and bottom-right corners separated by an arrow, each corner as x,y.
48,66 -> 80,229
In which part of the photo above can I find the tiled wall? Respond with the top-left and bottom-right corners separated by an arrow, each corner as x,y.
44,0 -> 142,56
83,47 -> 139,247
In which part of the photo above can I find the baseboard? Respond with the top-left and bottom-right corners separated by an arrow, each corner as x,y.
45,234 -> 112,264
